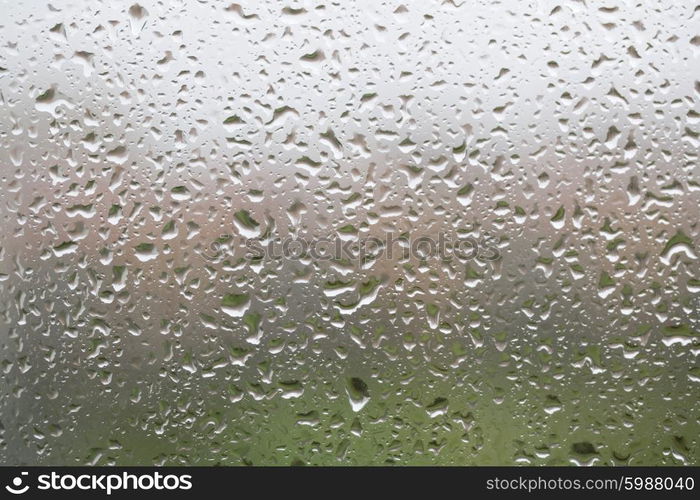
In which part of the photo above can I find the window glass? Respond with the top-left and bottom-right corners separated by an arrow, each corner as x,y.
0,0 -> 698,465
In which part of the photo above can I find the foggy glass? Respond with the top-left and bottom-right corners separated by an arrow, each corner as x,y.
0,0 -> 698,465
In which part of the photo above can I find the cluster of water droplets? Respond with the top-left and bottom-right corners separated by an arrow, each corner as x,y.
0,0 -> 698,464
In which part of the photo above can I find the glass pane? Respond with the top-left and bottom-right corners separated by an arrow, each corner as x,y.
0,0 -> 698,465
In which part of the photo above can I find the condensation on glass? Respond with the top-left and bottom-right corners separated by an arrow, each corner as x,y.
0,0 -> 698,465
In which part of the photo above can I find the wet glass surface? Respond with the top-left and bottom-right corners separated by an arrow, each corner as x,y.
0,0 -> 698,465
